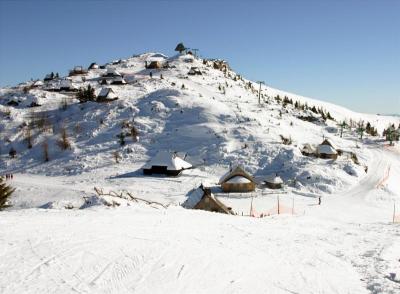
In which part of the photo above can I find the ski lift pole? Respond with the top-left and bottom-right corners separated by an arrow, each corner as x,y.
393,202 -> 396,223
257,81 -> 265,105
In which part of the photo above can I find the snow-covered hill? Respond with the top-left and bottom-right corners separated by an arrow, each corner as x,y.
0,52 -> 399,293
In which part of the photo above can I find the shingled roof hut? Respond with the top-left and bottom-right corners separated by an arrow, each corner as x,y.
97,88 -> 118,102
219,165 -> 256,193
264,174 -> 284,189
145,61 -> 162,69
183,186 -> 234,215
69,66 -> 88,76
88,62 -> 99,70
143,151 -> 192,176
317,139 -> 338,159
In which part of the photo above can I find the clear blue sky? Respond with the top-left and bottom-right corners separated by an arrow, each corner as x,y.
0,0 -> 399,114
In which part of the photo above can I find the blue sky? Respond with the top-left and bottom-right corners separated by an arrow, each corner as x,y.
0,0 -> 399,114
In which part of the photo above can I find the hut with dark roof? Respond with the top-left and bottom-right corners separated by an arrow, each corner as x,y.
264,174 -> 284,189
143,151 -> 192,176
183,185 -> 234,215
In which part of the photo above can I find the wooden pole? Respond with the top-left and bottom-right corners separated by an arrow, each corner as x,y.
393,202 -> 396,223
277,195 -> 280,215
292,196 -> 295,215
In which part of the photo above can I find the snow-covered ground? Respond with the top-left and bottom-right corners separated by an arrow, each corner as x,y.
0,52 -> 399,293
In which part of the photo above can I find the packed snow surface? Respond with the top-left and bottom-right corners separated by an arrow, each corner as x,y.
0,52 -> 400,293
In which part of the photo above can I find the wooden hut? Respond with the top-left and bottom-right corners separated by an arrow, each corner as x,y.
69,66 -> 88,76
97,88 -> 118,102
31,80 -> 44,88
183,186 -> 234,215
88,62 -> 99,70
219,165 -> 256,193
264,174 -> 283,189
102,68 -> 122,78
110,76 -> 127,85
146,61 -> 162,69
188,67 -> 202,75
59,79 -> 77,92
317,139 -> 338,159
143,151 -> 192,176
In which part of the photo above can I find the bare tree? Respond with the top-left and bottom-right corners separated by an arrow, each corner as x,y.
24,125 -> 33,149
113,151 -> 121,163
58,127 -> 71,150
42,140 -> 49,162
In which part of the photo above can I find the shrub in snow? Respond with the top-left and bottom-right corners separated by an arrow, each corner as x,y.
0,177 -> 14,210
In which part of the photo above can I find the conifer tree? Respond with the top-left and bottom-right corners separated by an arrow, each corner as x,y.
0,177 -> 15,210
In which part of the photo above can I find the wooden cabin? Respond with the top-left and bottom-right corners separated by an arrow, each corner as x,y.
143,151 -> 192,176
110,76 -> 126,85
183,186 -> 234,215
97,88 -> 118,102
102,68 -> 122,78
69,66 -> 88,76
59,79 -> 77,92
31,80 -> 44,88
145,61 -> 162,69
317,139 -> 338,159
264,174 -> 283,189
188,67 -> 202,75
219,165 -> 256,193
88,62 -> 99,70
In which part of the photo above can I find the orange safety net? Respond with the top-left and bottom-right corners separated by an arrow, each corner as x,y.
250,204 -> 295,218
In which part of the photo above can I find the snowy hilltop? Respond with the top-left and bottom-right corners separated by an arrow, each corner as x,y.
1,48 -> 400,293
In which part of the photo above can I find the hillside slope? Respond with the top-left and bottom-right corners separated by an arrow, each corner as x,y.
0,52 -> 399,293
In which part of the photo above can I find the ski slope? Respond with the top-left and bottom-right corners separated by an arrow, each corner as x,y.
0,52 -> 399,293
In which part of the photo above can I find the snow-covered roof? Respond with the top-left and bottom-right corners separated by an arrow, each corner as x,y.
112,76 -> 126,84
98,88 -> 117,99
182,188 -> 204,208
143,151 -> 192,171
105,68 -> 122,77
60,79 -> 74,89
317,144 -> 337,155
219,165 -> 254,184
320,138 -> 338,150
89,62 -> 99,69
265,174 -> 283,184
226,176 -> 251,184
32,80 -> 44,86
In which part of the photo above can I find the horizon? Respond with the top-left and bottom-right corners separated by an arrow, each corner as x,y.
0,0 -> 399,115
